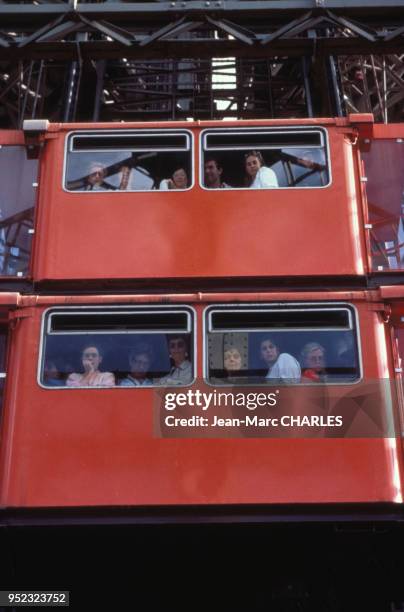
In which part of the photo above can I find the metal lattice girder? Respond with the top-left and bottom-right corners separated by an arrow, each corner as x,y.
338,54 -> 404,122
0,1 -> 404,126
1,1 -> 404,59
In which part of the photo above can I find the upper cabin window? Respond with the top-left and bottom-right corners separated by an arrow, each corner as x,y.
64,131 -> 192,192
0,146 -> 38,277
205,304 -> 359,385
40,307 -> 194,388
201,128 -> 330,190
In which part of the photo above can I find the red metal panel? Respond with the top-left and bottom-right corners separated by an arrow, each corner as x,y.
32,119 -> 368,282
0,295 -> 402,509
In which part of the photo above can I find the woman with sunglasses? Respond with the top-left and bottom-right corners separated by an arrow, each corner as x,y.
66,345 -> 115,387
244,150 -> 278,189
157,335 -> 192,385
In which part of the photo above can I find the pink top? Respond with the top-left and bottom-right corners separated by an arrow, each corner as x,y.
66,371 -> 115,387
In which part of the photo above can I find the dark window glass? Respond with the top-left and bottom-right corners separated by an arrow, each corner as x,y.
49,311 -> 189,333
210,309 -> 351,331
41,308 -> 194,388
206,306 -> 359,385
362,140 -> 404,272
65,131 -> 192,192
202,129 -> 329,189
205,131 -> 322,149
71,134 -> 188,151
0,146 -> 38,276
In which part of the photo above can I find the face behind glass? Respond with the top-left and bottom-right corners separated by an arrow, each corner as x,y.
81,346 -> 102,370
245,155 -> 262,178
305,348 -> 325,372
169,339 -> 187,366
223,348 -> 242,373
172,168 -> 188,189
88,166 -> 106,186
130,352 -> 151,379
260,340 -> 279,365
204,160 -> 222,187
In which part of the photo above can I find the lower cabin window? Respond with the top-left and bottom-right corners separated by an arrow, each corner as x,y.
206,305 -> 360,385
40,308 -> 194,388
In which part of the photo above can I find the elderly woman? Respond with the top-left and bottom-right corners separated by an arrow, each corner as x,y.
260,337 -> 300,383
244,150 -> 278,189
66,345 -> 115,387
300,342 -> 327,383
84,162 -> 131,191
223,347 -> 242,374
158,335 -> 192,385
159,167 -> 188,190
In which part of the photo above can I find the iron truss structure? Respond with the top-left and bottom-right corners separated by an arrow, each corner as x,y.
0,0 -> 404,125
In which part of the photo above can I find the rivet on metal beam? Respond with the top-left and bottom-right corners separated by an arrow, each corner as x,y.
360,177 -> 368,182
396,138 -> 403,143
365,224 -> 373,229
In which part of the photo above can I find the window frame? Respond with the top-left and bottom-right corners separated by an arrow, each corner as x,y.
38,304 -> 197,389
63,128 -> 194,194
199,126 -> 332,191
203,302 -> 362,386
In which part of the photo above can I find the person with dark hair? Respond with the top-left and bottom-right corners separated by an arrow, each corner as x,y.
66,345 -> 115,387
260,337 -> 300,383
43,359 -> 63,387
244,150 -> 278,189
120,343 -> 153,387
157,335 -> 192,385
159,168 -> 188,190
204,158 -> 230,189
